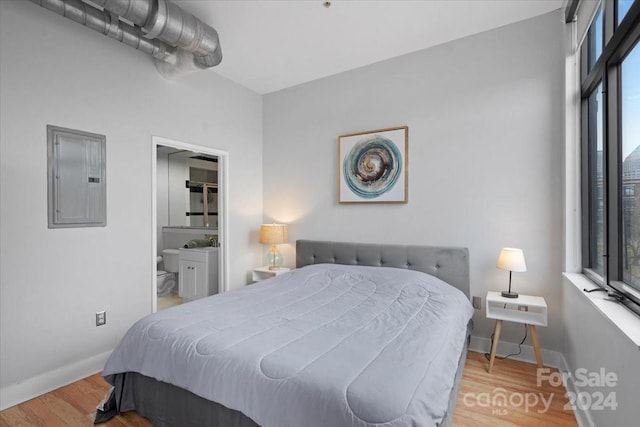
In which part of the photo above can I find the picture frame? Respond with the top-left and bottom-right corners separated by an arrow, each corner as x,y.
338,126 -> 408,204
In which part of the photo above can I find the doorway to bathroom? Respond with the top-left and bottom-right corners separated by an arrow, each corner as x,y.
151,136 -> 229,312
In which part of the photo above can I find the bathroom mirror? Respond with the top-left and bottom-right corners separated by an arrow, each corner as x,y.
158,147 -> 218,228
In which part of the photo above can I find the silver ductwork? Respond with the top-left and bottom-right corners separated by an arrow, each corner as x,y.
93,0 -> 222,69
28,0 -> 222,78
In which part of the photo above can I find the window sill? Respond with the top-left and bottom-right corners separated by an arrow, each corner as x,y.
563,272 -> 640,350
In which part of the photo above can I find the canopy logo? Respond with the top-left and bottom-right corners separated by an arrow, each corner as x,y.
461,388 -> 554,415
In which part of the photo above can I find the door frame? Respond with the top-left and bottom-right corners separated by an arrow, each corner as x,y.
151,136 -> 230,312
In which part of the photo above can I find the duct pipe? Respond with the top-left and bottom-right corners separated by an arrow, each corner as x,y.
28,0 -> 222,78
29,0 -> 175,63
92,0 -> 222,68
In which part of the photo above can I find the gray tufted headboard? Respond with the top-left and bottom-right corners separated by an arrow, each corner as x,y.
296,240 -> 470,298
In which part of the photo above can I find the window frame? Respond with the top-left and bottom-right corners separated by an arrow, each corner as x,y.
580,0 -> 640,315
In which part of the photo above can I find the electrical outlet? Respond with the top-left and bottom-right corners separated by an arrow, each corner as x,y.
96,311 -> 106,326
472,296 -> 481,310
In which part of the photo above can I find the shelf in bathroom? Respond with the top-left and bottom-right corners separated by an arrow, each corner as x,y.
163,226 -> 218,235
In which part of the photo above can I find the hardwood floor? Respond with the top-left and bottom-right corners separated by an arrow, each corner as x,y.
453,351 -> 577,426
156,294 -> 183,311
1,351 -> 577,426
0,374 -> 148,427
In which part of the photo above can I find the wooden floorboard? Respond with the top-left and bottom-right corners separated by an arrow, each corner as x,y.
453,351 -> 578,426
1,351 -> 577,426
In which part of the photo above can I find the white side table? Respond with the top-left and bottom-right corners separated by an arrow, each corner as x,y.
485,291 -> 547,373
252,266 -> 291,282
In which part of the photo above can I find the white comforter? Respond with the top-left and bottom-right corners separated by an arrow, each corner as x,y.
103,264 -> 474,427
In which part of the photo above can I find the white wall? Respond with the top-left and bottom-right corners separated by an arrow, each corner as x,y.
0,1 -> 263,408
168,152 -> 191,227
156,150 -> 169,254
562,275 -> 640,426
263,11 -> 564,351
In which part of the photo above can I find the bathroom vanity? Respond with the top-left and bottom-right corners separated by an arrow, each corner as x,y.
178,247 -> 218,301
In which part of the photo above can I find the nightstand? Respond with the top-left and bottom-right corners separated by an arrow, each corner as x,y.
485,291 -> 547,373
252,266 -> 291,282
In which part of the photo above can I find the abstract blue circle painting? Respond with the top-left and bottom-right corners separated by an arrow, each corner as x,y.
339,126 -> 408,203
343,135 -> 402,198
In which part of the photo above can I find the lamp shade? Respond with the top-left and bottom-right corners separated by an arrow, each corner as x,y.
496,248 -> 527,272
259,224 -> 288,245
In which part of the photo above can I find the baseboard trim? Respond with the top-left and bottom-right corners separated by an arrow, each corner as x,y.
468,335 -> 563,368
557,353 -> 596,427
0,351 -> 111,411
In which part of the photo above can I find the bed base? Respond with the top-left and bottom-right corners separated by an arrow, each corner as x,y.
101,325 -> 470,426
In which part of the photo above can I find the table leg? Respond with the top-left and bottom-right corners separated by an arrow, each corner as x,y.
488,319 -> 502,373
528,324 -> 544,368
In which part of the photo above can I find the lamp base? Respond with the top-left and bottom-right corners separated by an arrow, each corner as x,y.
501,291 -> 519,299
266,245 -> 283,271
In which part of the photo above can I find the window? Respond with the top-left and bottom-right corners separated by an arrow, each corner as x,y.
587,4 -> 603,71
621,43 -> 640,288
587,84 -> 605,276
581,0 -> 640,314
618,0 -> 634,24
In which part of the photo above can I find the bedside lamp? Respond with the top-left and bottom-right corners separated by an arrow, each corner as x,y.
259,224 -> 288,270
496,248 -> 527,299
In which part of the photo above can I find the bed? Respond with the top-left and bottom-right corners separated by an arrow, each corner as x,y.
96,240 -> 473,426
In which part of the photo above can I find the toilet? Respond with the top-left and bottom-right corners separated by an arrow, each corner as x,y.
157,249 -> 179,297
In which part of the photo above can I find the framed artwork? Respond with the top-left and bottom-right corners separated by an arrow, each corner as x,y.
338,126 -> 408,204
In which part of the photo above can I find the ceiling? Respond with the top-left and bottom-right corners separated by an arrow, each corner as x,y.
176,0 -> 565,94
